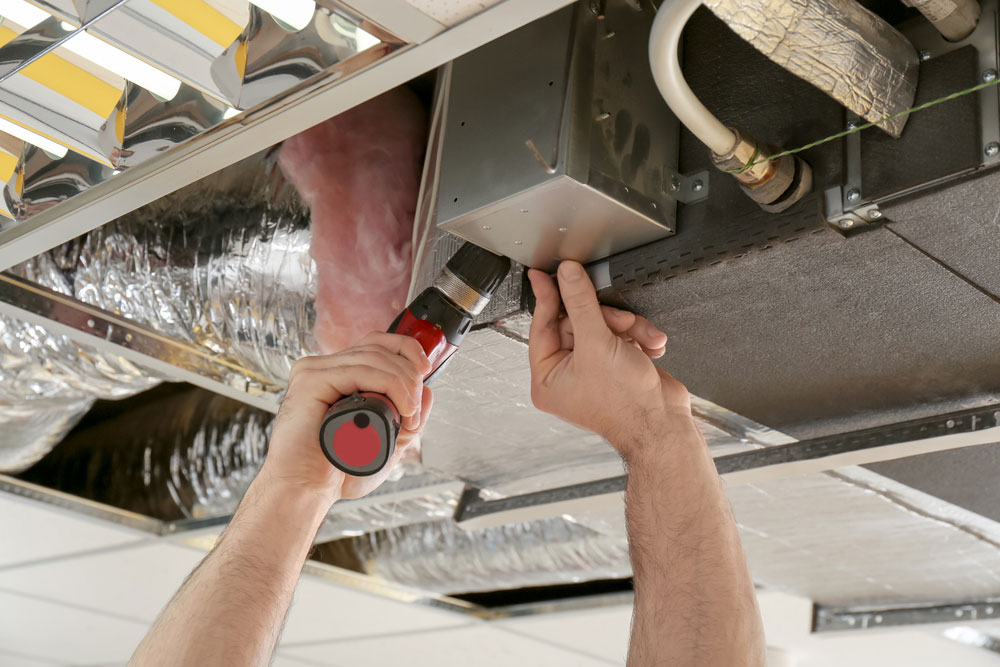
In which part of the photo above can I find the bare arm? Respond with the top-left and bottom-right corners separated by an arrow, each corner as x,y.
130,333 -> 433,666
527,262 -> 765,667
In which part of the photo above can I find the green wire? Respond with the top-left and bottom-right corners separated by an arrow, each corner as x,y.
726,76 -> 1000,174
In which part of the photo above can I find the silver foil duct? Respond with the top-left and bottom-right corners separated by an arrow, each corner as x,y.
20,388 -> 270,520
0,253 -> 158,472
703,0 -> 919,137
68,151 -> 318,386
3,150 -> 314,472
344,517 -> 632,594
904,0 -> 981,41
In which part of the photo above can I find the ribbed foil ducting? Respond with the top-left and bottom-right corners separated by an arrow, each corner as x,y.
342,517 -> 632,594
2,151 -> 315,471
67,151 -> 318,386
0,253 -> 158,472
20,388 -> 269,519
702,0 -> 919,137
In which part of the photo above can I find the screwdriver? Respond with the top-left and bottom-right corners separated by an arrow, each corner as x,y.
318,242 -> 511,476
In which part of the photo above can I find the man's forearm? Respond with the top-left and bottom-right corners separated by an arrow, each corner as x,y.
623,418 -> 765,667
130,468 -> 334,666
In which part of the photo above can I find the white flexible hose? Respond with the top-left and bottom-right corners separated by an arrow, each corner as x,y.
648,0 -> 737,156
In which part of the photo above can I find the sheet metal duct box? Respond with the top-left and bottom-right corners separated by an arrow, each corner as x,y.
435,2 -> 680,270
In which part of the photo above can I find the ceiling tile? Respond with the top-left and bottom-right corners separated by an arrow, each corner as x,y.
0,494 -> 146,569
281,624 -> 614,666
499,604 -> 633,663
0,649 -> 59,666
0,590 -> 147,664
281,572 -> 473,644
0,542 -> 204,622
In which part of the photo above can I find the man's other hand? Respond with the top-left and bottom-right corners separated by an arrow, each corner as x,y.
264,332 -> 433,503
527,261 -> 693,460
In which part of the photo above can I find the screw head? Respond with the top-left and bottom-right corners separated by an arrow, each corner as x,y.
481,225 -> 491,230
846,119 -> 858,131
513,240 -> 523,245
986,142 -> 1000,157
839,219 -> 855,229
919,50 -> 932,61
692,179 -> 704,192
558,227 -> 568,232
846,188 -> 861,203
867,209 -> 883,220
984,69 -> 998,83
86,318 -> 96,328
670,178 -> 681,192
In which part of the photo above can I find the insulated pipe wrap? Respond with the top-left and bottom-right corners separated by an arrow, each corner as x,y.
703,0 -> 920,137
904,0 -> 981,41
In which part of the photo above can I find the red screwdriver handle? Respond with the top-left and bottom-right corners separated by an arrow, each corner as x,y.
319,393 -> 400,476
317,308 -> 459,477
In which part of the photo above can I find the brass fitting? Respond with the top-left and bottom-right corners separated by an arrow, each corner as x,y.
711,128 -> 813,213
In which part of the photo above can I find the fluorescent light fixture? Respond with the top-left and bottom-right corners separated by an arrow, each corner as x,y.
0,115 -> 66,157
64,31 -> 181,101
250,0 -> 315,31
354,27 -> 379,52
0,0 -> 48,28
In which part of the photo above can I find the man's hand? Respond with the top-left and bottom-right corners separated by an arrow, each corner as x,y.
528,261 -> 693,459
263,332 -> 434,503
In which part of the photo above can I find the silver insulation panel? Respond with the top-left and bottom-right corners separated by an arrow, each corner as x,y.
703,0 -> 919,137
730,466 -> 1000,606
422,328 -> 790,497
345,464 -> 1000,599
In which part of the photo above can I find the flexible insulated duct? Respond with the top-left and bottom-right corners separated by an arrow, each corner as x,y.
2,87 -> 428,472
0,254 -> 157,472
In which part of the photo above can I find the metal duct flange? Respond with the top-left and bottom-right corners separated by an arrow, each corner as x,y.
703,0 -> 920,138
711,128 -> 814,212
904,0 -> 981,41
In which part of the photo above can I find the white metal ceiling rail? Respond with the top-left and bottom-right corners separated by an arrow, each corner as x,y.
0,0 -> 575,271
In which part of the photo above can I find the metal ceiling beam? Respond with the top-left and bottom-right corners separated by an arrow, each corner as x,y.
0,271 -> 283,413
456,405 -> 1000,530
814,599 -> 1000,633
0,0 -> 574,271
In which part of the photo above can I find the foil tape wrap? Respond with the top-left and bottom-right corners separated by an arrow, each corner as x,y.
904,0 -> 981,41
703,0 -> 919,137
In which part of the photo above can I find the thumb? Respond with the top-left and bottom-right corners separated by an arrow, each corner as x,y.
556,261 -> 613,345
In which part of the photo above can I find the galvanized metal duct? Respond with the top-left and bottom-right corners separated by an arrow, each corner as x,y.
904,0 -> 981,41
702,0 -> 919,138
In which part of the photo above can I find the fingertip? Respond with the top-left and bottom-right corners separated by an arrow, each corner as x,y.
650,346 -> 666,358
557,260 -> 585,282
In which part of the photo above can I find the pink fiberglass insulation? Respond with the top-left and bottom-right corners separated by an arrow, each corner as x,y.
279,87 -> 428,353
